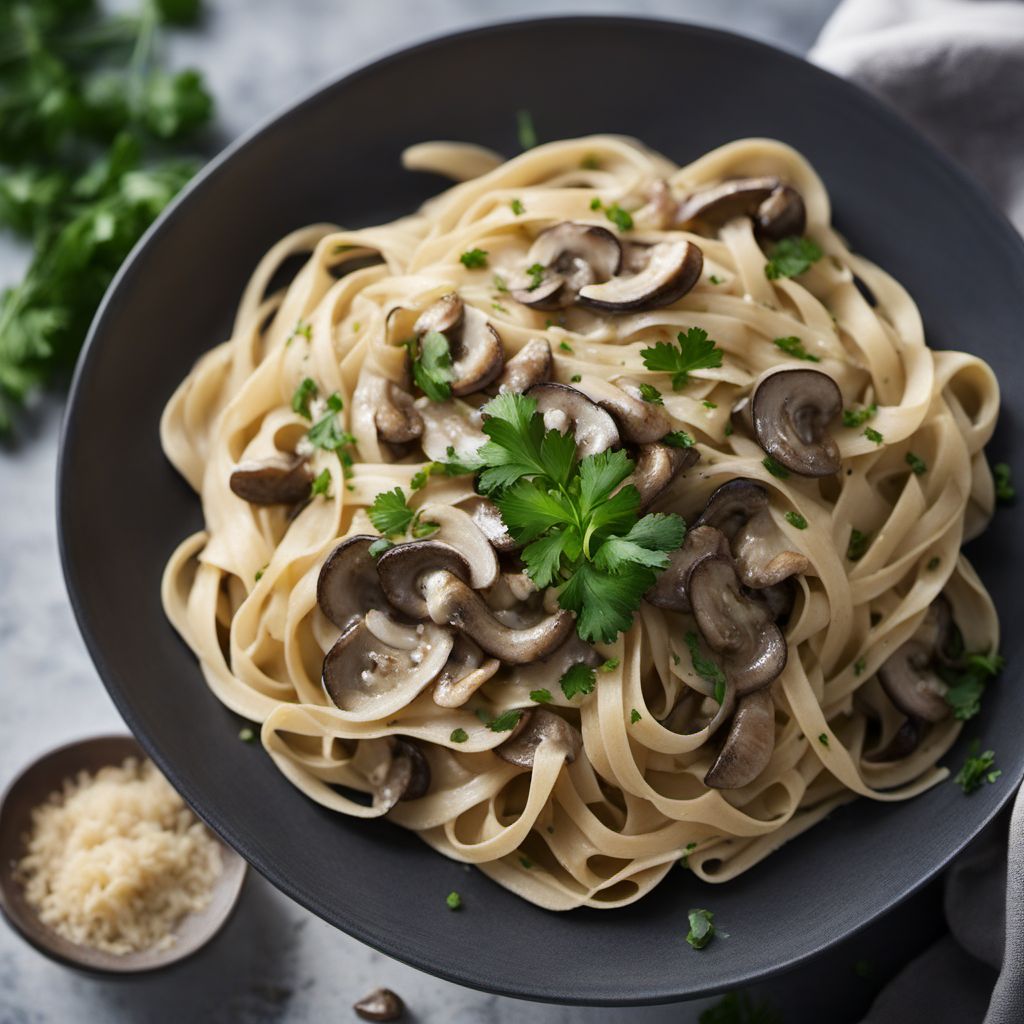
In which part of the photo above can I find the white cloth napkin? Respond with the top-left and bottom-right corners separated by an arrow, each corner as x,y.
812,3 -> 1024,1021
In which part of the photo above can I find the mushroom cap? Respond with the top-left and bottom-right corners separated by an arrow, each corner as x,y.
414,292 -> 463,336
495,708 -> 583,768
417,503 -> 499,589
751,368 -> 842,477
449,305 -> 505,396
229,454 -> 312,505
353,987 -> 405,1023
511,222 -> 622,309
687,555 -> 788,694
372,738 -> 431,812
694,478 -> 770,539
375,540 -> 473,619
676,177 -> 780,226
317,534 -> 391,631
525,382 -> 620,459
878,639 -> 950,722
628,442 -> 699,510
416,399 -> 487,463
494,338 -> 552,394
464,496 -> 519,552
644,524 -> 730,611
756,185 -> 806,240
421,572 -> 574,663
704,687 -> 776,789
573,375 -> 671,443
374,379 -> 423,444
577,240 -> 703,312
432,634 -> 500,708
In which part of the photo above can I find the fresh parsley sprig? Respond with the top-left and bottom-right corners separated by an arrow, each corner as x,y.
471,392 -> 686,643
941,650 -> 1004,720
368,487 -> 439,539
641,327 -> 723,390
764,236 -> 822,280
410,330 -> 454,403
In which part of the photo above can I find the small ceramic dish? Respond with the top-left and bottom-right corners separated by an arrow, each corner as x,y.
0,734 -> 247,973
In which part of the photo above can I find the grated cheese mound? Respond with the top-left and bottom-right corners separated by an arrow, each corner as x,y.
17,756 -> 222,955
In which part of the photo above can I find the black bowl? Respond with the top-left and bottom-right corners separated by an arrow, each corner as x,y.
58,17 -> 1024,1005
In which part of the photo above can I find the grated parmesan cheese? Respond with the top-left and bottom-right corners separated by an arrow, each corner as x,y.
17,757 -> 222,955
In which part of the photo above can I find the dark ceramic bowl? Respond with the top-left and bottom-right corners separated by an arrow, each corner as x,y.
57,17 -> 1023,1005
0,736 -> 247,973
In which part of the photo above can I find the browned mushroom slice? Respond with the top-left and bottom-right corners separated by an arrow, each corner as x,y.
414,292 -> 464,336
577,240 -> 703,312
625,442 -> 699,510
419,503 -> 499,589
495,708 -> 583,767
433,635 -> 500,708
695,478 -> 770,537
373,379 -> 423,444
687,556 -> 788,694
751,369 -> 842,477
756,185 -> 806,240
229,454 -> 312,505
317,534 -> 390,631
525,382 -> 620,458
376,540 -> 473,619
676,177 -> 806,241
704,687 -> 776,789
494,338 -> 552,394
733,513 -> 810,588
449,305 -> 504,396
514,634 -> 601,694
510,222 -> 622,310
353,987 -> 405,1022
645,525 -> 730,611
465,497 -> 519,552
878,640 -> 949,722
371,738 -> 431,811
573,376 -> 671,443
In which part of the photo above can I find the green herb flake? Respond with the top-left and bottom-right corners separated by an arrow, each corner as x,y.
519,855 -> 533,869
853,657 -> 866,676
526,262 -> 546,291
638,383 -> 664,405
630,708 -> 642,724
310,468 -> 332,499
445,891 -> 462,910
709,274 -> 724,285
955,741 -> 1001,794
784,511 -> 807,530
450,728 -> 469,744
559,340 -> 574,353
516,109 -> 537,150
367,538 -> 393,559
686,908 -> 716,950
560,663 -> 596,700
764,236 -> 823,280
493,272 -> 509,293
238,727 -> 256,743
927,556 -> 941,571
663,430 -> 695,449
412,330 -> 455,403
686,631 -> 726,702
488,709 -> 524,732
994,462 -> 1015,502
905,452 -> 927,476
762,456 -> 790,479
580,155 -> 600,170
724,422 -> 734,437
847,529 -> 871,561
570,374 -> 582,383
291,377 -> 318,419
702,400 -> 718,409
460,248 -> 489,269
773,335 -> 820,362
600,658 -> 620,673
818,733 -> 829,747
510,198 -> 525,216
864,426 -> 884,445
942,651 -> 1004,720
680,841 -> 698,869
641,327 -> 723,390
530,689 -> 552,704
843,404 -> 878,428
604,202 -> 633,231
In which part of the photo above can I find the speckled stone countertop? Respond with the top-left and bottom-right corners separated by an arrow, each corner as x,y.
3,3 -> 951,1022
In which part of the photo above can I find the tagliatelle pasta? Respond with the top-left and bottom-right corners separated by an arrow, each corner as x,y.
160,136 -> 1000,910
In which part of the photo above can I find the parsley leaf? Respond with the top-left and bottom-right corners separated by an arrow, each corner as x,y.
292,377 -> 317,419
525,262 -> 546,291
560,663 -> 596,700
368,487 -> 415,537
560,561 -> 658,645
686,631 -> 726,703
530,689 -> 552,704
994,462 -> 1015,502
445,891 -> 462,910
955,741 -> 1001,794
906,452 -> 927,476
773,335 -> 820,362
460,248 -> 488,269
308,396 -> 355,453
686,908 -> 716,950
488,709 -> 524,732
510,198 -> 525,216
663,430 -> 695,449
864,426 -> 884,445
641,327 -> 723,390
843,404 -> 877,428
847,528 -> 871,561
764,236 -> 822,280
412,330 -> 455,403
762,456 -> 790,479
941,651 -> 1004,720
310,468 -> 332,498
638,383 -> 664,404
594,514 -> 686,572
784,511 -> 807,529
630,708 -> 642,723
516,109 -> 537,150
450,728 -> 468,743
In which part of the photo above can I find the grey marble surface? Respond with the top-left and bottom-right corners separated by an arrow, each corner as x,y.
0,2 -> 899,1021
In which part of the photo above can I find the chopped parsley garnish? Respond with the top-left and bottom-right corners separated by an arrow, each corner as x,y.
686,908 -> 716,950
641,327 -> 723,390
570,374 -> 582,383
590,196 -> 633,231
818,733 -> 829,747
663,430 -> 695,449
994,462 -> 1015,502
762,455 -> 790,479
864,426 -> 884,445
702,400 -> 718,410
411,329 -> 455,402
254,566 -> 266,582
238,727 -> 256,743
843,404 -> 877,428
847,529 -> 871,561
466,392 -> 686,643
367,538 -> 392,559
941,651 -> 1004,720
308,394 -> 355,454
853,657 -> 866,676
291,377 -> 317,419
367,487 -> 437,539
526,262 -> 546,291
955,741 -> 1001,794
445,891 -> 462,910
487,709 -> 524,732
492,301 -> 509,315
784,511 -> 807,530
558,340 -> 574,353
764,236 -> 823,280
516,109 -> 537,150
638,383 -> 664,405
724,422 -> 734,437
493,272 -> 509,293
310,468 -> 332,498
560,663 -> 596,700
905,452 -> 927,476
580,154 -> 600,170
510,198 -> 525,216
450,728 -> 468,743
460,248 -> 488,269
630,708 -> 642,723
927,556 -> 941,571
709,275 -> 724,285
288,319 -> 312,344
530,689 -> 552,704
773,335 -> 820,362
600,658 -> 620,673
686,631 -> 726,704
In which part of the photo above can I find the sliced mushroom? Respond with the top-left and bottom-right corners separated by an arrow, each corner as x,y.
636,178 -> 677,230
867,717 -> 923,763
421,571 -> 573,664
695,478 -> 770,538
416,399 -> 487,462
645,525 -> 730,611
878,600 -> 955,723
573,375 -> 671,443
687,556 -> 788,694
449,305 -> 504,395
625,442 -> 699,509
495,708 -> 583,767
733,512 -> 810,588
418,503 -> 499,589
494,338 -> 552,394
525,382 -> 620,458
317,534 -> 390,631
229,454 -> 312,505
414,292 -> 463,336
577,240 -> 703,312
322,618 -> 452,714
372,378 -> 423,444
353,987 -> 405,1022
510,222 -> 622,310
369,738 -> 431,812
376,540 -> 473,619
465,497 -> 519,552
751,369 -> 842,477
676,177 -> 806,240
433,634 -> 500,708
704,687 -> 776,789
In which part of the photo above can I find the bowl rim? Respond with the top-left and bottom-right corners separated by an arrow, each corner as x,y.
0,733 -> 248,975
55,14 -> 1024,1005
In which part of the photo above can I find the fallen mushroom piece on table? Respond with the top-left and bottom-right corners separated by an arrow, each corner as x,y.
353,986 -> 405,1022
